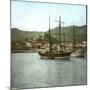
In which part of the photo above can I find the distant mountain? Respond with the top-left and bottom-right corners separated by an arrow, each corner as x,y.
11,25 -> 87,43
45,25 -> 87,43
11,28 -> 44,41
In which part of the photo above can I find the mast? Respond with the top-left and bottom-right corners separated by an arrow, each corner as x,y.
55,16 -> 65,51
49,16 -> 52,52
73,24 -> 76,51
63,33 -> 66,51
62,22 -> 66,51
59,16 -> 61,51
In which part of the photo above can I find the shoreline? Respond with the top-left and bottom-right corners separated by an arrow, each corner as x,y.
11,50 -> 38,53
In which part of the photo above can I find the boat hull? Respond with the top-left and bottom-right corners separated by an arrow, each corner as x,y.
38,51 -> 72,58
71,52 -> 85,57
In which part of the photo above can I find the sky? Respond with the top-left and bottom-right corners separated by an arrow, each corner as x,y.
11,1 -> 86,31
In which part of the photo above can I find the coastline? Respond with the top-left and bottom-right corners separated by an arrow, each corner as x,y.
11,50 -> 37,53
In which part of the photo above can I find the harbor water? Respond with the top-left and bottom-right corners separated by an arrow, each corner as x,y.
11,53 -> 87,89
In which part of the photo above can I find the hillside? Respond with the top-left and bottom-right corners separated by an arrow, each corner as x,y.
11,25 -> 87,43
11,28 -> 44,41
45,25 -> 87,43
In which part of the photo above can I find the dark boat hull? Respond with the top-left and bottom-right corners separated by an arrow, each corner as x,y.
38,51 -> 72,58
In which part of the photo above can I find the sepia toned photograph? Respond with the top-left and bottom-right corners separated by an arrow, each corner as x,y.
11,0 -> 87,89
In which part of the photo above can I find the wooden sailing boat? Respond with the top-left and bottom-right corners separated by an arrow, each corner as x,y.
39,16 -> 72,58
71,24 -> 85,57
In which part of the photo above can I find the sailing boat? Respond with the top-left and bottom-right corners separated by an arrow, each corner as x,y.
38,16 -> 72,59
71,24 -> 85,57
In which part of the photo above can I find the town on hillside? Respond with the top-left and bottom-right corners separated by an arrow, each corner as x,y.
11,34 -> 87,53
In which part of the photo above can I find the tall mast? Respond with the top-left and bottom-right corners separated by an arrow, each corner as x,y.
73,23 -> 76,51
63,33 -> 66,51
62,22 -> 66,51
59,16 -> 61,51
49,16 -> 52,52
55,16 -> 65,51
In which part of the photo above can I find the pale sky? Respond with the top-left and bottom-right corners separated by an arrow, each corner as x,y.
11,0 -> 86,31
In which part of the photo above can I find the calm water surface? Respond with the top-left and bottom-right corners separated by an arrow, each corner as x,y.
11,53 -> 87,89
